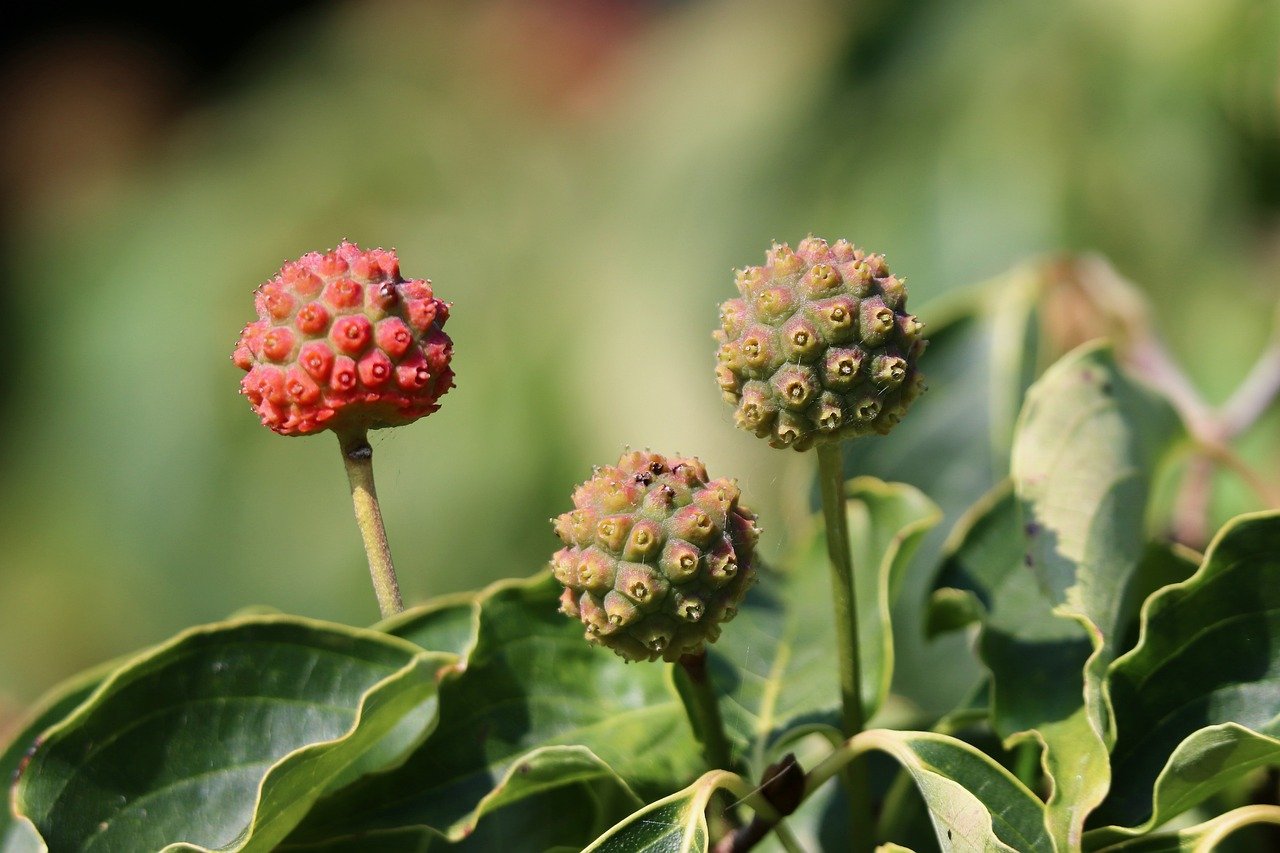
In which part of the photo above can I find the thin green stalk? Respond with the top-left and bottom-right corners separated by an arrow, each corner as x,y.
876,764 -> 919,845
815,442 -> 875,853
338,429 -> 404,619
1013,741 -> 1040,793
675,650 -> 736,773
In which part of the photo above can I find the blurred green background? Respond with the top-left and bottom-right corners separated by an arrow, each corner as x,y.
1,0 -> 1278,724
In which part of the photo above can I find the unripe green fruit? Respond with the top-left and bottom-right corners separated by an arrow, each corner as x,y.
551,451 -> 760,663
714,237 -> 927,450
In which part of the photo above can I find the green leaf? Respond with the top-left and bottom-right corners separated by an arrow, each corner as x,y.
874,683 -> 997,851
1011,341 -> 1184,709
717,478 -> 940,769
932,482 -> 1101,851
934,342 -> 1186,849
13,617 -> 448,852
931,487 -> 1190,846
284,573 -> 702,842
312,594 -> 481,796
1,658 -> 117,852
1087,806 -> 1280,853
582,769 -> 780,853
851,729 -> 1052,852
1110,543 -> 1200,656
454,746 -> 641,833
581,775 -> 717,853
931,488 -> 1196,650
283,746 -> 641,852
378,593 -> 479,660
1085,725 -> 1280,850
1088,512 -> 1280,835
0,821 -> 41,853
841,266 -> 1058,717
846,480 -> 944,719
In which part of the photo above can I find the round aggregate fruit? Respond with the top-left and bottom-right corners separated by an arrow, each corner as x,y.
233,242 -> 454,436
552,451 -> 760,663
714,237 -> 926,451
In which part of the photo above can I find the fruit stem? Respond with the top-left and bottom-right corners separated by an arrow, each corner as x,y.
338,429 -> 404,619
815,442 -> 875,853
675,649 -> 736,774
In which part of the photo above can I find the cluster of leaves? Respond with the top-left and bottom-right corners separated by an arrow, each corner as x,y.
3,260 -> 1278,851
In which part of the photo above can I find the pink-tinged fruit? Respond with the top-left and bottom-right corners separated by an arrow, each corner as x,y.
551,451 -> 760,663
233,242 -> 454,436
714,236 -> 926,450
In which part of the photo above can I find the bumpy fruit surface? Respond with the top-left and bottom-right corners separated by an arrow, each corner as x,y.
233,242 -> 454,436
714,237 -> 926,451
552,451 -> 760,663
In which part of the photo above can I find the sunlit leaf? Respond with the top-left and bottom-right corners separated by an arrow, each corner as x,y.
1087,512 -> 1280,838
841,264 -> 1067,718
1011,341 -> 1184,714
582,775 -> 719,853
1088,806 -> 1280,853
284,574 -> 701,843
932,342 -> 1186,848
582,769 -> 781,853
1085,725 -> 1280,851
284,746 -> 640,852
310,594 -> 483,796
14,618 -> 447,852
378,593 -> 479,660
717,479 -> 940,770
851,729 -> 1051,852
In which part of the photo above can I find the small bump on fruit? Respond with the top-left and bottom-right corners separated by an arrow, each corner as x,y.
551,452 -> 758,662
